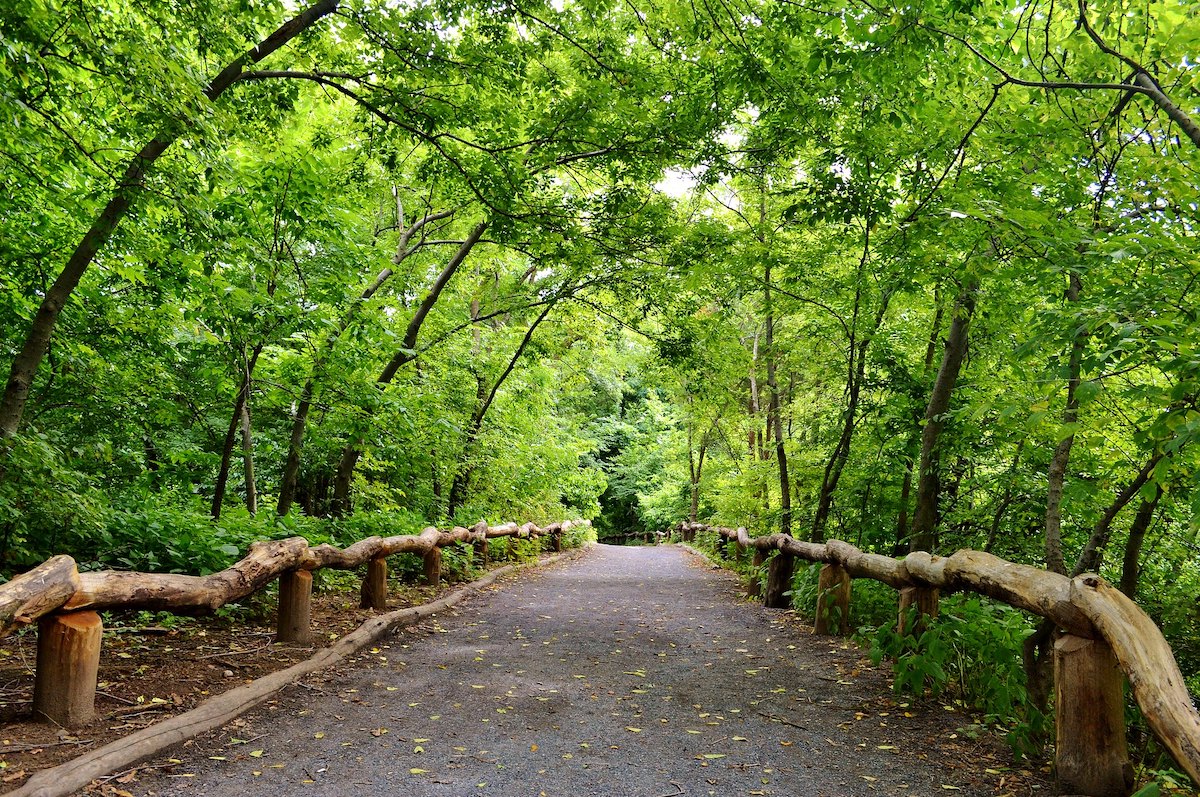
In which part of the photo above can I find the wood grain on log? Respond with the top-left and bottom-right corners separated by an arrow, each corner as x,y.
1054,633 -> 1132,796
0,556 -> 80,638
65,538 -> 310,613
423,546 -> 442,587
814,563 -> 851,636
32,611 -> 102,728
2,521 -> 575,638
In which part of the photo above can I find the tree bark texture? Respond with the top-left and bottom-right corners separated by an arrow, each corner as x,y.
814,563 -> 851,635
360,556 -> 389,610
1045,271 -> 1084,575
763,552 -> 794,609
1119,488 -> 1161,599
764,262 -> 791,537
212,346 -> 262,519
276,569 -> 313,644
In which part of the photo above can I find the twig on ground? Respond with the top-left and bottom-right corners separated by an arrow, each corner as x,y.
0,739 -> 94,754
655,783 -> 684,797
757,711 -> 807,729
193,643 -> 271,661
97,691 -> 138,705
92,760 -> 178,785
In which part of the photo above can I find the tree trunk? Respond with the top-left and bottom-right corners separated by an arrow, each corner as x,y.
212,346 -> 262,519
748,331 -> 762,459
985,439 -> 1025,553
240,398 -> 258,515
1045,271 -> 1084,575
893,461 -> 913,555
1119,487 -> 1162,599
1073,452 -> 1163,576
764,262 -> 791,537
0,0 -> 340,438
276,377 -> 315,516
33,611 -> 103,729
1053,634 -> 1134,796
330,223 -> 488,515
688,424 -> 709,523
813,288 -> 891,542
910,279 -> 978,553
894,289 -> 942,553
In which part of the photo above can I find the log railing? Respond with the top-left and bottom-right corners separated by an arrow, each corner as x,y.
678,521 -> 1200,797
0,519 -> 587,729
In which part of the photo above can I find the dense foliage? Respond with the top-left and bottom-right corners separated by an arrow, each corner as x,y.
1,0 -> 1198,783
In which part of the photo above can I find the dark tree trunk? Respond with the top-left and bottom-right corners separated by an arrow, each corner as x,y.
212,347 -> 262,520
1073,453 -> 1163,576
910,279 -> 978,553
894,289 -> 943,553
687,422 -> 710,523
1045,271 -> 1084,575
330,223 -> 488,515
764,262 -> 791,537
240,398 -> 258,515
813,288 -> 890,542
0,0 -> 340,438
1119,487 -> 1162,599
985,440 -> 1025,553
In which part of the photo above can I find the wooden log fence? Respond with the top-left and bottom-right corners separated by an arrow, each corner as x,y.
677,521 -> 1200,797
0,519 -> 586,730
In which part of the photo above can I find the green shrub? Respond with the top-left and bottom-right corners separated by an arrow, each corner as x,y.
868,595 -> 1048,756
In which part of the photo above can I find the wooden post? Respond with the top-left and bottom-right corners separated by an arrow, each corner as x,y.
360,556 -> 388,610
814,563 -> 851,635
746,548 -> 766,598
897,586 -> 939,637
1054,634 -> 1134,796
715,534 -> 728,558
764,552 -> 794,609
472,522 -> 489,565
276,570 -> 312,644
423,546 -> 442,587
552,529 -> 563,553
33,611 -> 102,728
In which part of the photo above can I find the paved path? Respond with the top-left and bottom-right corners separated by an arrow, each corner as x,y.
137,545 -> 1003,797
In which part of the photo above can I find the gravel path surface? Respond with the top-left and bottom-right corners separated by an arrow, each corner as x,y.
134,544 -> 1012,797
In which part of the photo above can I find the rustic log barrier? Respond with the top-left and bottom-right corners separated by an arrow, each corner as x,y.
0,519 -> 588,730
677,521 -> 1200,796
